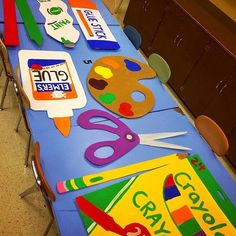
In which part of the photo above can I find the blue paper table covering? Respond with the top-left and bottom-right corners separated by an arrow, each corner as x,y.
0,22 -> 177,134
32,110 -> 236,215
0,0 -> 119,26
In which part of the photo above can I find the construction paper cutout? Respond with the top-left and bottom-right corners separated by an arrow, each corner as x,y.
77,154 -> 236,235
77,109 -> 190,166
102,58 -> 120,69
89,78 -> 108,90
164,175 -> 204,235
68,0 -> 120,50
87,56 -> 156,118
77,196 -> 151,236
119,102 -> 134,116
38,0 -> 80,46
99,93 -> 116,104
53,117 -> 71,137
94,66 -> 113,79
15,0 -> 43,46
3,0 -> 19,46
172,205 -> 194,225
18,50 -> 87,136
56,153 -> 186,193
124,59 -> 141,72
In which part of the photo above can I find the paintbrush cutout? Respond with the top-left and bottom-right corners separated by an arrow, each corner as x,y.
77,196 -> 151,236
16,0 -> 43,46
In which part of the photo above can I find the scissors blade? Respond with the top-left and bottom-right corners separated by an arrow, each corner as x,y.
141,139 -> 191,151
139,131 -> 188,141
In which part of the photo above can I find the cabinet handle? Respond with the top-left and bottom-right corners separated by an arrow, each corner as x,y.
219,84 -> 227,94
174,34 -> 180,45
143,0 -> 148,9
216,80 -> 224,89
144,2 -> 150,12
176,37 -> 183,47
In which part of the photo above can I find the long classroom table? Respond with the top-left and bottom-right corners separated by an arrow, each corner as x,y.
1,1 -> 236,235
0,22 -> 178,135
35,109 -> 236,235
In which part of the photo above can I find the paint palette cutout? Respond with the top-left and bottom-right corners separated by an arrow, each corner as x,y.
18,50 -> 87,136
87,56 -> 156,118
68,0 -> 120,50
77,154 -> 236,235
39,0 -> 80,46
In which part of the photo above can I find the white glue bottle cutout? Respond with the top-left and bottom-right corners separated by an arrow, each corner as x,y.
38,0 -> 80,47
18,50 -> 87,137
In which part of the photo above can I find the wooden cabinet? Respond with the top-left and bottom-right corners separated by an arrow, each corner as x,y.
124,0 -> 236,163
180,41 -> 236,118
202,68 -> 236,134
150,1 -> 209,89
124,0 -> 166,55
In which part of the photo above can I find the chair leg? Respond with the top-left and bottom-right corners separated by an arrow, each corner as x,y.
15,114 -> 22,132
43,218 -> 54,236
24,133 -> 32,167
19,183 -> 38,198
0,78 -> 9,110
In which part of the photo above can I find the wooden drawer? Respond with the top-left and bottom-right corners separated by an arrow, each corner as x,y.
202,68 -> 236,133
181,41 -> 235,118
124,0 -> 166,55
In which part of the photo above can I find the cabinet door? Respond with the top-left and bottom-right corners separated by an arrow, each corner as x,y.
202,69 -> 236,134
124,0 -> 144,29
181,41 -> 235,117
150,1 -> 209,90
139,0 -> 166,55
124,0 -> 166,55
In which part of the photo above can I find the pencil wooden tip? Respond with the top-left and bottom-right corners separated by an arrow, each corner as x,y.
53,117 -> 71,137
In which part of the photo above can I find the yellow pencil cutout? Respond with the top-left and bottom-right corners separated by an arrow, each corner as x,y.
57,153 -> 188,194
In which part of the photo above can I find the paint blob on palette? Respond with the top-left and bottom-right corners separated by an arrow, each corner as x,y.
87,56 -> 156,118
18,50 -> 87,136
77,154 -> 236,235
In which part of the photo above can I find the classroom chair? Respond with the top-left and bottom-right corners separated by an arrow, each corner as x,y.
14,66 -> 32,167
19,142 -> 56,236
194,115 -> 229,156
0,33 -> 14,110
123,25 -> 142,50
148,53 -> 171,83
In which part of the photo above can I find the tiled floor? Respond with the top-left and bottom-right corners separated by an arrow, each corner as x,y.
0,1 -> 128,236
0,61 -> 58,235
0,1 -> 235,235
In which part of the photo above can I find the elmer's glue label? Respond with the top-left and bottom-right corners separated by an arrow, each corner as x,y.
68,0 -> 120,50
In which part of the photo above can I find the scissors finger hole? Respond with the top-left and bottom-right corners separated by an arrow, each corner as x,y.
94,146 -> 114,159
131,91 -> 146,102
88,117 -> 119,128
